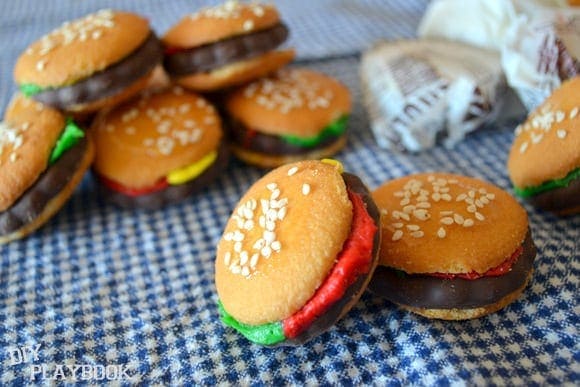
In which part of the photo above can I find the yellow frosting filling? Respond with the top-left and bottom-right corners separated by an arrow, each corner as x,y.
167,150 -> 218,185
321,158 -> 344,173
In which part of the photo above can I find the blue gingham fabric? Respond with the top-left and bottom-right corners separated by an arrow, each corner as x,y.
1,1 -> 578,385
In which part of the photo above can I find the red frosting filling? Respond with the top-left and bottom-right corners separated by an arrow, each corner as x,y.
282,190 -> 377,339
99,175 -> 169,197
430,245 -> 524,280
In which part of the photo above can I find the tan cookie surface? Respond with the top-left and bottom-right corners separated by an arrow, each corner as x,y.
508,77 -> 580,188
215,160 -> 353,325
14,10 -> 151,87
372,173 -> 528,274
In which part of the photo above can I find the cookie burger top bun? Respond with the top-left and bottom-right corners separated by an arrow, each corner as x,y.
0,96 -> 65,211
507,77 -> 580,213
162,1 -> 294,91
215,160 -> 380,345
163,2 -> 281,48
373,173 -> 528,275
92,87 -> 223,190
14,10 -> 162,112
226,68 -> 352,138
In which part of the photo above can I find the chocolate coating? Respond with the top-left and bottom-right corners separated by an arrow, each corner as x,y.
285,172 -> 381,345
527,177 -> 580,215
368,230 -> 536,309
228,119 -> 343,155
98,144 -> 229,210
0,138 -> 88,236
163,23 -> 288,77
31,33 -> 163,109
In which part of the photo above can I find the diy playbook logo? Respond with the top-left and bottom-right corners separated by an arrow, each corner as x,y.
6,344 -> 138,382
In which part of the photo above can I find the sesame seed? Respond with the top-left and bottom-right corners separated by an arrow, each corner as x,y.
261,246 -> 272,258
480,196 -> 489,204
440,211 -> 454,216
467,205 -> 477,213
36,59 -> 47,71
381,209 -> 389,215
270,189 -> 280,200
475,212 -> 485,221
413,209 -> 429,221
557,130 -> 567,139
406,225 -> 420,231
556,111 -> 565,123
400,197 -> 410,206
250,253 -> 259,268
403,205 -> 415,213
453,214 -> 464,225
271,241 -> 281,252
437,227 -> 446,238
253,238 -> 265,250
266,183 -> 277,191
392,223 -> 403,228
231,265 -> 241,275
570,107 -> 578,119
416,202 -> 431,209
456,193 -> 467,202
486,193 -> 495,200
287,166 -> 298,176
440,217 -> 454,225
463,219 -> 474,227
239,251 -> 249,266
394,191 -> 404,198
277,207 -> 287,220
224,252 -> 231,266
411,231 -> 424,238
234,241 -> 242,253
440,194 -> 452,202
243,20 -> 254,31
392,230 -> 403,241
241,267 -> 250,277
302,183 -> 311,195
431,193 -> 441,202
531,133 -> 544,144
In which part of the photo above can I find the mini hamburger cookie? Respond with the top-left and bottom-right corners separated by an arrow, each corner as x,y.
92,87 -> 228,209
0,95 -> 94,244
224,68 -> 352,168
507,77 -> 580,215
14,9 -> 163,113
162,0 -> 294,91
368,173 -> 537,320
215,160 -> 381,345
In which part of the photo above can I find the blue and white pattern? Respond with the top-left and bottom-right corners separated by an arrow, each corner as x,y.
1,1 -> 578,385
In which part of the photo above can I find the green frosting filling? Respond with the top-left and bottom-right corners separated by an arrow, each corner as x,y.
49,119 -> 85,165
218,301 -> 285,346
280,115 -> 349,148
514,168 -> 580,197
20,83 -> 44,97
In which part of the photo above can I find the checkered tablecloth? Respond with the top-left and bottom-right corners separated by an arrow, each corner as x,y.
1,1 -> 578,385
